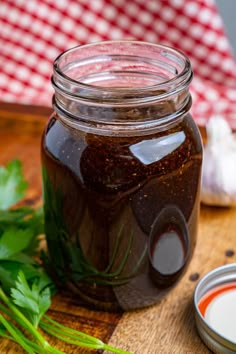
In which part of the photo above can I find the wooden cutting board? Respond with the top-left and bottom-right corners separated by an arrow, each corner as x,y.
1,101 -> 236,354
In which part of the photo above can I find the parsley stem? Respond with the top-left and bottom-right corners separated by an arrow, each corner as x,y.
40,316 -> 133,354
0,329 -> 14,341
40,323 -> 104,350
41,321 -> 100,346
0,288 -> 64,354
0,288 -> 47,347
41,322 -> 132,353
0,302 -> 46,353
42,314 -> 103,343
0,317 -> 47,354
0,314 -> 35,354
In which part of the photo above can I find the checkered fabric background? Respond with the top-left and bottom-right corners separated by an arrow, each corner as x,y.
0,0 -> 236,127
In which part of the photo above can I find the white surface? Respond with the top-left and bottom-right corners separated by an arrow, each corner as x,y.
205,289 -> 236,343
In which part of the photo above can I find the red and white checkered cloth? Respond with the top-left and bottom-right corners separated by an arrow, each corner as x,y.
1,0 -> 236,127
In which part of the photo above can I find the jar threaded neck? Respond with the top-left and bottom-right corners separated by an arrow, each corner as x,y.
52,41 -> 193,134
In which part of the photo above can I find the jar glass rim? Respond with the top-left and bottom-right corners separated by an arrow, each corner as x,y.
53,40 -> 192,98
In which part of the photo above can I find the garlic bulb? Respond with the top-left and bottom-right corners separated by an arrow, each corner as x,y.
201,116 -> 236,207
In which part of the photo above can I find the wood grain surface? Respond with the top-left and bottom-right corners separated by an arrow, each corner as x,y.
1,101 -> 236,354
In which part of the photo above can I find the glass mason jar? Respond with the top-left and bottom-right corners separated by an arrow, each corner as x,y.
41,41 -> 202,311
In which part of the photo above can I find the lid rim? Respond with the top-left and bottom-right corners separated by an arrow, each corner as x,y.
194,263 -> 236,352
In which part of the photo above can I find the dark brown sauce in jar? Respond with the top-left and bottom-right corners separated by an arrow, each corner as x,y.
41,41 -> 202,311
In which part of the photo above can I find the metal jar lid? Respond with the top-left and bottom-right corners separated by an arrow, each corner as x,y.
194,263 -> 236,354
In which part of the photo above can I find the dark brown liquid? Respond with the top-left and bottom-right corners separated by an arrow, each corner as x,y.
41,113 -> 202,311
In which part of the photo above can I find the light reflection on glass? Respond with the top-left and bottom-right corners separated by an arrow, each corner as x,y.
130,131 -> 185,164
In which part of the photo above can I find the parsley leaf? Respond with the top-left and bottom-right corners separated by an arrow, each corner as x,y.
0,228 -> 34,259
0,260 -> 51,294
0,207 -> 33,224
0,160 -> 28,210
11,271 -> 51,328
0,208 -> 44,257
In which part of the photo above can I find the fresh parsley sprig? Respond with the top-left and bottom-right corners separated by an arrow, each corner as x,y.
0,160 -> 132,354
0,160 -> 28,210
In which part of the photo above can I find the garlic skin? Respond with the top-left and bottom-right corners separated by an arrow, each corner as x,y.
201,116 -> 236,207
